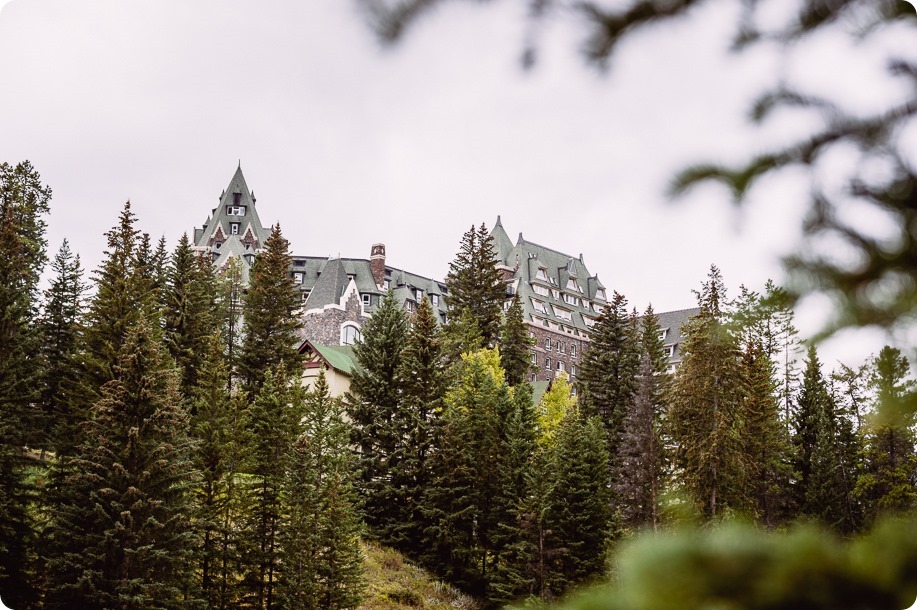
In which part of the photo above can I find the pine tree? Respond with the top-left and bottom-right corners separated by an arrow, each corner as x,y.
345,289 -> 408,539
220,256 -> 245,382
500,292 -> 533,386
239,365 -> 304,610
855,346 -> 917,523
669,266 -> 747,519
387,296 -> 445,552
38,239 -> 86,454
0,160 -> 51,608
164,233 -> 220,403
278,370 -> 365,610
575,291 -> 640,463
444,223 -> 506,346
238,224 -> 303,400
190,331 -> 246,609
547,409 -> 612,594
45,319 -> 199,610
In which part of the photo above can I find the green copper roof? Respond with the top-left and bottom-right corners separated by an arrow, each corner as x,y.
311,343 -> 358,376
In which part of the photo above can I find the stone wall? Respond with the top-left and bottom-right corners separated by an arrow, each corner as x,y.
300,290 -> 366,346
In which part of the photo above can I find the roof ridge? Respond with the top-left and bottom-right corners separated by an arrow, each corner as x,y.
516,237 -> 579,263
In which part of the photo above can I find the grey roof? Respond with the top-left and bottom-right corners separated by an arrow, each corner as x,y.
491,216 -> 515,266
492,220 -> 608,340
654,307 -> 701,367
293,255 -> 449,320
192,165 -> 270,280
304,257 -> 350,310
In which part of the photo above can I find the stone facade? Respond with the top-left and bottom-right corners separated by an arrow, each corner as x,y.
300,285 -> 366,346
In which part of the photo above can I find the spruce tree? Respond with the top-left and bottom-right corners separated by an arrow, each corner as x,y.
575,291 -> 640,463
345,289 -> 408,538
547,409 -> 612,594
387,296 -> 445,552
669,266 -> 747,519
38,240 -> 86,454
500,292 -> 533,386
444,223 -> 506,346
238,224 -> 303,400
45,319 -> 199,610
190,331 -> 246,609
278,370 -> 364,610
855,346 -> 917,523
165,233 -> 220,403
0,160 -> 51,609
239,365 -> 304,610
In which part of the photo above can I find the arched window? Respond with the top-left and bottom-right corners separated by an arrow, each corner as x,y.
341,323 -> 362,346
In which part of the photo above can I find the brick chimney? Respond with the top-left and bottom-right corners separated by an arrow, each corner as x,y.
370,243 -> 386,289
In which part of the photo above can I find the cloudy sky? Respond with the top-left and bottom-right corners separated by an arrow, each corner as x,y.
1,0 -> 914,365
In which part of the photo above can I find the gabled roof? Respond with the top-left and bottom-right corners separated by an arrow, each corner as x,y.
194,165 -> 270,265
305,257 -> 350,311
298,340 -> 358,376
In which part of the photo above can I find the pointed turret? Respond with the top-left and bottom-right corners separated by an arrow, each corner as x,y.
490,216 -> 514,266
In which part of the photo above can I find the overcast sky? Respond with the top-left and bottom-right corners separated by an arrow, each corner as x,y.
1,0 -> 914,366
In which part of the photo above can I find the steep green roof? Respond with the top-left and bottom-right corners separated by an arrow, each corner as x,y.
311,343 -> 358,376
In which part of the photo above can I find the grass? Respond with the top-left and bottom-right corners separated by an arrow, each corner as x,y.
360,541 -> 479,610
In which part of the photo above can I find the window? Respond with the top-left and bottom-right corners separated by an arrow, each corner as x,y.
596,288 -> 607,301
414,288 -> 423,300
659,328 -> 669,341
551,289 -> 560,300
406,301 -> 416,313
383,279 -> 391,290
559,342 -> 566,354
567,277 -> 581,292
341,324 -> 361,345
571,386 -> 577,397
215,241 -> 222,249
531,372 -> 537,382
532,299 -> 548,314
664,345 -> 676,358
557,361 -> 565,372
431,294 -> 439,307
531,352 -> 537,364
571,364 -> 577,377
536,267 -> 548,281
545,337 -> 551,351
571,343 -> 577,358
362,293 -> 371,307
583,316 -> 596,328
545,357 -> 551,370
227,206 -> 246,216
244,254 -> 254,265
230,223 -> 240,235
563,293 -> 578,306
532,284 -> 549,297
292,272 -> 304,284
555,308 -> 573,322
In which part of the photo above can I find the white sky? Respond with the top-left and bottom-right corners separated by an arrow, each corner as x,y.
1,0 -> 914,367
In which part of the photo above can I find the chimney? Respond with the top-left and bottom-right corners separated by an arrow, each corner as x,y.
370,243 -> 386,289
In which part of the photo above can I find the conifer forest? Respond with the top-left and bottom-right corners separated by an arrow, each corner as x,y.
1,158 -> 916,609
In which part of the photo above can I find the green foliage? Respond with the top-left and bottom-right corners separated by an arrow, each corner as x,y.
45,319 -> 199,610
165,233 -> 220,403
0,160 -> 51,608
38,239 -> 86,453
279,370 -> 365,610
347,289 -> 409,539
444,223 -> 506,347
669,267 -> 748,519
238,224 -> 303,400
536,373 -> 575,448
575,291 -> 639,464
239,365 -> 304,608
500,293 -> 534,386
561,517 -> 917,610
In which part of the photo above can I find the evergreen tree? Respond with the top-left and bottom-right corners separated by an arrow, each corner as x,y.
740,341 -> 794,527
575,291 -> 640,466
165,233 -> 220,402
500,292 -> 533,386
220,256 -> 245,383
345,289 -> 408,538
239,365 -> 304,610
191,331 -> 246,609
444,223 -> 506,346
669,266 -> 747,519
279,370 -> 364,610
386,296 -> 445,552
440,306 -> 485,366
855,346 -> 917,523
38,239 -> 86,454
238,224 -> 303,400
0,160 -> 51,609
547,409 -> 613,594
421,348 -> 513,599
45,319 -> 199,610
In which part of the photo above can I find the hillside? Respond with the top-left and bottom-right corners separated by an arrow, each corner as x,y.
361,541 -> 478,610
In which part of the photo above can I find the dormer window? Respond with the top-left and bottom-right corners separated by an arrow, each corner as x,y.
215,241 -> 222,249
227,206 -> 246,216
414,288 -> 423,300
596,288 -> 607,301
659,328 -> 669,341
292,272 -> 304,284
563,293 -> 578,306
233,192 -> 241,205
532,284 -> 549,297
362,293 -> 371,307
230,223 -> 240,235
244,254 -> 255,265
431,294 -> 440,307
536,267 -> 548,281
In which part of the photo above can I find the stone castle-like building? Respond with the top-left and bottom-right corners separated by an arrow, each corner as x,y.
193,166 -> 696,386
